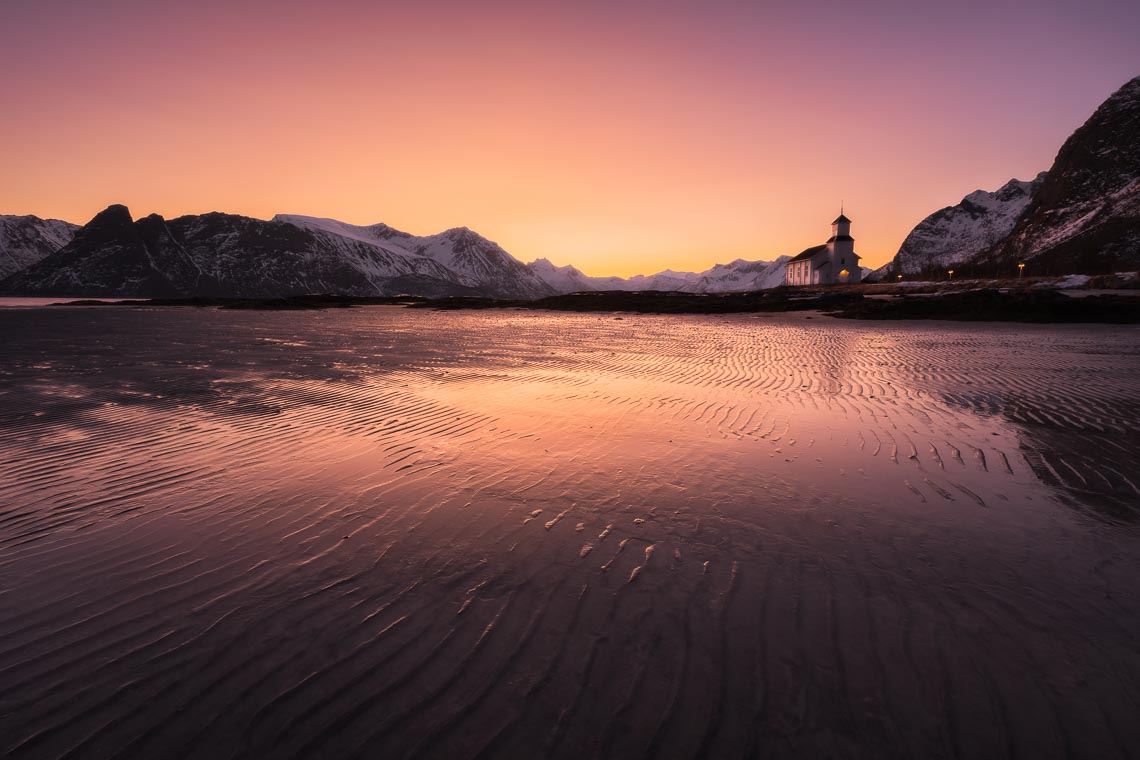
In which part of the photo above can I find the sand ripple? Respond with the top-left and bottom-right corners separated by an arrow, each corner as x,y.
0,307 -> 1138,759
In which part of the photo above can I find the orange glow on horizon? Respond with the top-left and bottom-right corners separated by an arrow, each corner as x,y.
2,1 -> 1137,276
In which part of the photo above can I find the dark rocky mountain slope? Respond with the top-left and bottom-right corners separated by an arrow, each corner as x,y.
980,75 -> 1140,274
879,75 -> 1140,279
1,207 -> 550,298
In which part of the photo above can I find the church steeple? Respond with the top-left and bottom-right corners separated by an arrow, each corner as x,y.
831,209 -> 852,239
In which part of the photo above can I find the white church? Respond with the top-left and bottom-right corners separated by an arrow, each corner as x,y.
784,212 -> 863,286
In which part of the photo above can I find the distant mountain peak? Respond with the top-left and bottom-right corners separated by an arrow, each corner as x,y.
0,214 -> 80,279
90,204 -> 134,225
875,174 -> 1046,278
527,255 -> 788,295
529,257 -> 584,274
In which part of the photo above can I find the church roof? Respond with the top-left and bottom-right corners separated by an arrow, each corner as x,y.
825,234 -> 855,243
787,243 -> 827,263
832,213 -> 851,224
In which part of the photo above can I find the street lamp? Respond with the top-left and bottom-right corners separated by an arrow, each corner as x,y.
948,269 -> 955,280
1018,262 -> 1025,278
896,274 -> 902,282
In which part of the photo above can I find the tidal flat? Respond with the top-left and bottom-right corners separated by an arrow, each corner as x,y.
0,306 -> 1138,759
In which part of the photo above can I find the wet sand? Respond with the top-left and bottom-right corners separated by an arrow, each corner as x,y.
0,307 -> 1138,759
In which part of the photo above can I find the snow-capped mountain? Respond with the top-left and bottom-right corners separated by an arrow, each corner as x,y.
0,207 -> 551,299
981,75 -> 1140,274
622,270 -> 702,291
1,205 -> 789,299
527,256 -> 789,294
275,215 -> 553,299
0,215 -> 79,279
678,256 -> 790,293
878,75 -> 1140,280
874,174 -> 1046,278
525,258 -> 621,292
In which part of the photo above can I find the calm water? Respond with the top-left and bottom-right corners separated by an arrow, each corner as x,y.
0,306 -> 1138,759
0,297 -> 123,307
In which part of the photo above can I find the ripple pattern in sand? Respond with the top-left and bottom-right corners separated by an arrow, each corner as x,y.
0,307 -> 1138,759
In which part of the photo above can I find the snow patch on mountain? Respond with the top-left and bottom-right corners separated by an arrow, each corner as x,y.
276,215 -> 552,298
979,75 -> 1140,274
0,215 -> 80,279
274,215 -> 411,249
875,173 -> 1046,278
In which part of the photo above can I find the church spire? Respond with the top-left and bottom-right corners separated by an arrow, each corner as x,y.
831,209 -> 851,238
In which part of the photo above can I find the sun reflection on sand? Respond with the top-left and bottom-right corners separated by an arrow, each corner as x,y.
0,307 -> 1137,758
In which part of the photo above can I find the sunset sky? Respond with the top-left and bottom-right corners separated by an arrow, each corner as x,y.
3,0 -> 1138,275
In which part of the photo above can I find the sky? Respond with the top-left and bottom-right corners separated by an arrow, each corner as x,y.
2,0 -> 1138,275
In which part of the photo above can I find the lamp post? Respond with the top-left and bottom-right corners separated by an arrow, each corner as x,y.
948,269 -> 955,280
896,274 -> 902,282
1018,262 -> 1025,278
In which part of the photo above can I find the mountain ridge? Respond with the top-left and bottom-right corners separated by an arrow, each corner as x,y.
978,75 -> 1140,274
878,75 -> 1140,279
874,173 -> 1047,278
0,207 -> 793,298
1,206 -> 503,299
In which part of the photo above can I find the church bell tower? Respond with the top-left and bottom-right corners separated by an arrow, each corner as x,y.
828,210 -> 856,281
831,211 -> 852,240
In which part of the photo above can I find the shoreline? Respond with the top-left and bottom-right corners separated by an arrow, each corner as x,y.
13,285 -> 1139,324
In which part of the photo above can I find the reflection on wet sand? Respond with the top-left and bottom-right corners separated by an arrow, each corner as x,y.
0,307 -> 1137,759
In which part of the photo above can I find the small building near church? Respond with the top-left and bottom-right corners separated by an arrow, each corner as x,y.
784,213 -> 862,286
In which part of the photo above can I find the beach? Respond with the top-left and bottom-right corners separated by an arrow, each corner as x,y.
1,305 -> 1137,759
